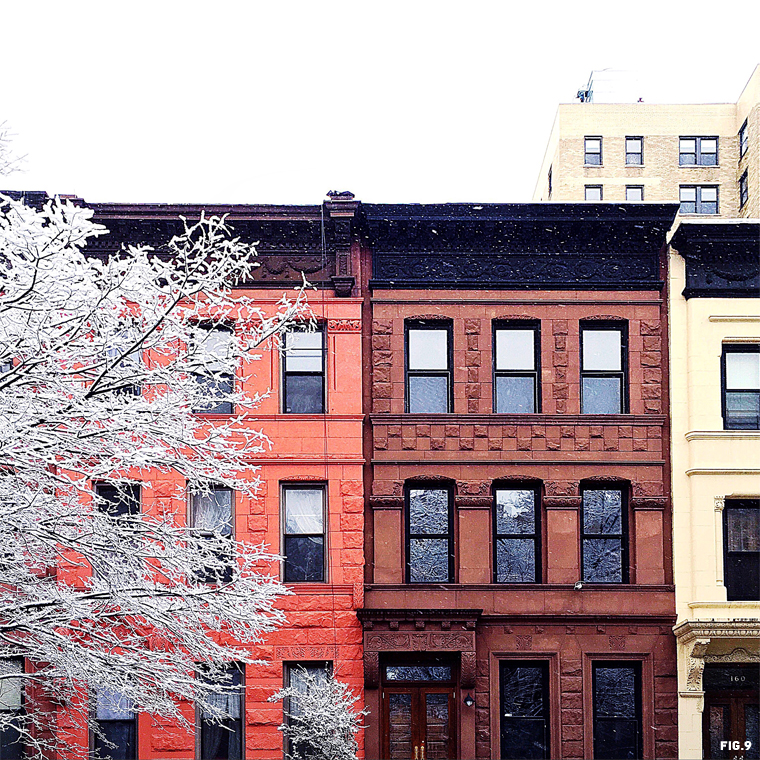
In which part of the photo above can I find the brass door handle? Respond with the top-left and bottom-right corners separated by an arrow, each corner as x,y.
421,740 -> 426,759
414,745 -> 419,760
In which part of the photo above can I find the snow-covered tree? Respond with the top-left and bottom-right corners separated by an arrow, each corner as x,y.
0,146 -> 311,754
269,666 -> 366,760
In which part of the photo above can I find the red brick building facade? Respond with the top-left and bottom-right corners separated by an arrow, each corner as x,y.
358,203 -> 679,760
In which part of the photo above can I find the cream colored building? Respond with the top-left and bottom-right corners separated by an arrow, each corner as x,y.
669,220 -> 760,759
534,65 -> 760,220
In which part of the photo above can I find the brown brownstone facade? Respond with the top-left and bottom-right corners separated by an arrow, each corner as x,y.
359,204 -> 679,759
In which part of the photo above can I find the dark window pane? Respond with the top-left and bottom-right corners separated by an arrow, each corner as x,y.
409,489 -> 449,534
704,665 -> 760,692
94,721 -> 136,760
496,376 -> 535,413
284,375 -> 324,414
724,552 -> 759,601
746,704 -> 759,760
496,539 -> 536,582
595,667 -> 636,717
500,664 -> 549,760
727,508 -> 760,551
409,538 -> 450,582
384,666 -> 452,681
95,485 -> 140,517
583,538 -> 622,582
195,373 -> 234,414
582,377 -> 622,414
583,490 -> 622,534
594,720 -> 639,759
284,536 -> 324,582
501,666 -> 545,718
496,490 -> 536,534
0,720 -> 23,760
408,376 -> 448,413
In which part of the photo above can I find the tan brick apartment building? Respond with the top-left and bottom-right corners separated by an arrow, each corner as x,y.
533,65 -> 760,219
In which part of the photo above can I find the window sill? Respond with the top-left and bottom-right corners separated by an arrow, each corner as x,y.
685,430 -> 760,441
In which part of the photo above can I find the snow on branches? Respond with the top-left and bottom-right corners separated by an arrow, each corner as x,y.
269,666 -> 366,760
0,190 -> 311,755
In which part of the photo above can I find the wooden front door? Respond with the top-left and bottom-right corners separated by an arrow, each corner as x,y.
705,694 -> 759,760
383,686 -> 456,760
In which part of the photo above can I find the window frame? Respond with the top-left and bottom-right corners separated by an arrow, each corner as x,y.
739,119 -> 748,158
405,483 -> 455,584
492,321 -> 541,414
281,324 -> 326,415
189,485 -> 235,584
499,660 -> 551,760
547,166 -> 553,199
281,484 -> 327,583
721,344 -> 760,430
196,663 -> 244,760
739,170 -> 749,208
282,661 -> 333,759
91,687 -> 138,760
0,657 -> 25,760
591,661 -> 642,760
584,185 -> 603,201
625,136 -> 643,166
584,136 -> 603,166
192,322 -> 235,415
580,485 -> 630,584
679,136 -> 719,166
625,185 -> 644,202
679,185 -> 719,215
493,484 -> 542,584
404,321 -> 453,414
580,322 -> 628,415
723,499 -> 759,601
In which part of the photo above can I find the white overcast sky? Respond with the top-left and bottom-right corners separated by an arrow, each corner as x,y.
2,1 -> 758,205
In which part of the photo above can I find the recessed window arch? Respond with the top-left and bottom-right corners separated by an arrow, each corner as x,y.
493,481 -> 542,583
580,481 -> 630,583
405,481 -> 454,583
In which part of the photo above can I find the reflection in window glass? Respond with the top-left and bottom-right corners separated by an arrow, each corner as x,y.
384,665 -> 452,681
283,487 -> 325,582
500,662 -> 550,759
581,327 -> 625,414
582,489 -> 626,583
0,658 -> 23,760
495,326 -> 539,413
723,348 -> 760,430
593,664 -> 641,760
199,665 -> 243,760
407,488 -> 452,583
494,489 -> 539,583
193,324 -> 234,414
94,687 -> 137,760
406,326 -> 451,413
283,328 -> 325,414
724,500 -> 759,601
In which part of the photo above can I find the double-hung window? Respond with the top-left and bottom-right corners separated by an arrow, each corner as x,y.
592,663 -> 642,759
193,324 -> 234,414
499,662 -> 550,759
406,486 -> 453,583
625,137 -> 643,165
680,185 -> 718,215
494,487 -> 540,582
625,186 -> 644,202
105,324 -> 141,397
724,499 -> 759,601
585,137 -> 602,165
581,324 -> 627,414
0,658 -> 24,760
283,663 -> 331,760
282,327 -> 325,414
494,324 -> 540,413
740,170 -> 749,208
406,323 -> 452,413
739,119 -> 749,158
94,687 -> 137,760
722,346 -> 760,430
198,664 -> 243,760
93,484 -> 140,581
282,486 -> 326,582
582,487 -> 628,583
191,486 -> 234,583
680,136 -> 718,165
